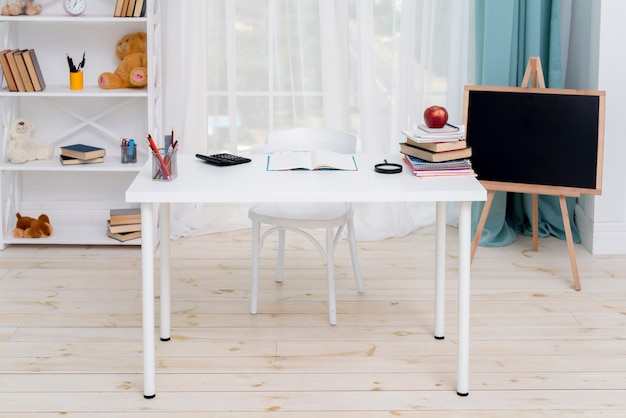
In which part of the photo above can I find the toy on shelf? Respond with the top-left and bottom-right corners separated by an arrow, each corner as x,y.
13,212 -> 53,238
98,32 -> 148,89
6,118 -> 53,164
1,0 -> 42,16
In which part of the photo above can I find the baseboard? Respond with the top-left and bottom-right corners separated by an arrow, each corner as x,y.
575,204 -> 626,255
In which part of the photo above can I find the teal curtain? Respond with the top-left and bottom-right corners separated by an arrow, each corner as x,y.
472,0 -> 579,247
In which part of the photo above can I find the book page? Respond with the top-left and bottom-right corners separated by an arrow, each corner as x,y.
267,152 -> 314,170
267,150 -> 357,171
310,149 -> 357,170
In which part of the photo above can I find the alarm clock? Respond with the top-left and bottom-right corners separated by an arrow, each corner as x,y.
62,0 -> 86,16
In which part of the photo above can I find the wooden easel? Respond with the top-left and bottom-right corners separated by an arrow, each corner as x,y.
470,57 -> 582,291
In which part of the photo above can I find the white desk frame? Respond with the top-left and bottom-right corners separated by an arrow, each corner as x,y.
126,154 -> 487,398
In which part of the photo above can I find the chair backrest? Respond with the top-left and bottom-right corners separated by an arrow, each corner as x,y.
261,128 -> 358,154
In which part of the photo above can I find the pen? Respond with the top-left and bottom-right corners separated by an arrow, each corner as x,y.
147,134 -> 172,179
66,54 -> 76,72
446,122 -> 459,129
77,52 -> 86,71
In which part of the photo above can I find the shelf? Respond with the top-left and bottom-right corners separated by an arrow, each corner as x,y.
0,0 -> 161,248
0,15 -> 147,23
0,156 -> 148,172
2,209 -> 141,247
0,85 -> 148,97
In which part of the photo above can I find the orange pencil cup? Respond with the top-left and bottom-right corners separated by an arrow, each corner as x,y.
69,71 -> 83,90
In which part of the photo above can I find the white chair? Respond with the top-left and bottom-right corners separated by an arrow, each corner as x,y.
249,128 -> 364,325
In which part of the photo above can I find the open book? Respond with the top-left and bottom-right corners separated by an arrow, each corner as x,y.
267,150 -> 357,171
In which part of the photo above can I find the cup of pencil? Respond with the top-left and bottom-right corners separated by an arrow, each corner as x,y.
151,147 -> 177,181
67,52 -> 85,90
69,71 -> 83,90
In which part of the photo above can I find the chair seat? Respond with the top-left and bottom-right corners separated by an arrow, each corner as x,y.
249,202 -> 351,229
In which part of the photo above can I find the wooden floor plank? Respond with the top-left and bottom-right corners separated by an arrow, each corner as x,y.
1,225 -> 626,415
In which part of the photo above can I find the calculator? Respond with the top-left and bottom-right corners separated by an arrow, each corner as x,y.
195,153 -> 252,166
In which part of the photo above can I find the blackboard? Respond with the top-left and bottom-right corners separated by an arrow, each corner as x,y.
462,85 -> 605,196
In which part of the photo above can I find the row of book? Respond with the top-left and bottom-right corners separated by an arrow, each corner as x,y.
59,144 -> 106,166
400,124 -> 475,178
114,0 -> 146,17
107,207 -> 141,242
0,49 -> 45,92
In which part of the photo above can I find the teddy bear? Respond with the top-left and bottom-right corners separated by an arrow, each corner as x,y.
1,0 -> 42,16
13,212 -> 53,238
98,32 -> 148,89
6,119 -> 53,164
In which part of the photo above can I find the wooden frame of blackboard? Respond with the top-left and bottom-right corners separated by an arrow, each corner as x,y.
462,85 -> 606,197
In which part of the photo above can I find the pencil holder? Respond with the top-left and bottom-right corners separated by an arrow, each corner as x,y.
121,144 -> 137,164
69,71 -> 83,90
151,148 -> 177,181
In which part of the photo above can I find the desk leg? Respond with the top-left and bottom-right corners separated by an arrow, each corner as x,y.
457,201 -> 471,396
141,202 -> 156,399
434,202 -> 446,339
159,203 -> 171,341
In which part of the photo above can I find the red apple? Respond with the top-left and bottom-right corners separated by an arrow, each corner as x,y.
423,105 -> 449,128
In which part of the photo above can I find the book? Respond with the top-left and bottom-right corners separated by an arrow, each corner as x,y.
267,150 -> 357,171
406,138 -> 467,152
59,155 -> 104,165
133,0 -> 145,17
126,0 -> 137,16
113,0 -> 125,16
403,156 -> 475,178
5,50 -> 26,92
22,49 -> 45,91
0,49 -> 18,92
401,129 -> 464,144
60,144 -> 107,160
109,207 -> 141,225
107,229 -> 141,242
13,50 -> 35,92
120,0 -> 131,16
416,123 -> 461,134
403,154 -> 472,171
400,142 -> 472,162
107,220 -> 141,234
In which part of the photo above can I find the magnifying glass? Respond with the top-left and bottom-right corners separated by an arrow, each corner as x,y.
374,159 -> 403,174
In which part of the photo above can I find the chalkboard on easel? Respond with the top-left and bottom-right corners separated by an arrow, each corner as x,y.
462,85 -> 606,196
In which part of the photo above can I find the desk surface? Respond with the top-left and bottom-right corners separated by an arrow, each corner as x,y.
126,154 -> 486,203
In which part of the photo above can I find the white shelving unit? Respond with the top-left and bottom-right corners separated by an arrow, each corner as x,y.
0,0 -> 161,248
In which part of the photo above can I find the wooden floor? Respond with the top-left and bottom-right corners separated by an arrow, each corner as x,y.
1,224 -> 626,417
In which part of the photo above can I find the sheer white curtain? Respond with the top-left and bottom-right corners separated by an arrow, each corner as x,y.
164,0 -> 471,239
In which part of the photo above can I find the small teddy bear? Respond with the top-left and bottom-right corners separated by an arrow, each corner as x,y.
98,32 -> 148,89
1,0 -> 42,16
6,118 -> 53,164
13,212 -> 53,238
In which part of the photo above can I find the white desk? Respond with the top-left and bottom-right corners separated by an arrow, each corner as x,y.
126,153 -> 486,398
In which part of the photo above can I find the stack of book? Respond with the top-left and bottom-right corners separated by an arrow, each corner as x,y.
113,0 -> 146,17
107,208 -> 141,242
59,144 -> 106,165
400,124 -> 475,177
0,49 -> 45,92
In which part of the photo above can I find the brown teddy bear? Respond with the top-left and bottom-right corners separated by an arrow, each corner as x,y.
13,212 -> 53,238
98,32 -> 148,89
1,0 -> 42,16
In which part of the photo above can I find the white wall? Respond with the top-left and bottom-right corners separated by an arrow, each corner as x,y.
567,0 -> 626,254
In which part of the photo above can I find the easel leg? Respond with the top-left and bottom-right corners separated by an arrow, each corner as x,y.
532,194 -> 539,252
559,195 -> 581,291
471,190 -> 495,262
